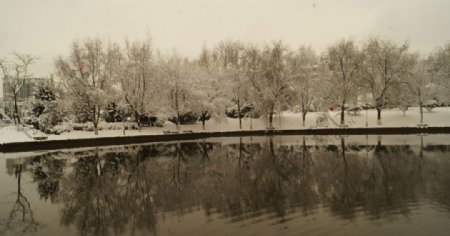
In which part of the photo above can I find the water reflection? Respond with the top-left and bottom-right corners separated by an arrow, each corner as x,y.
0,162 -> 39,234
2,135 -> 450,235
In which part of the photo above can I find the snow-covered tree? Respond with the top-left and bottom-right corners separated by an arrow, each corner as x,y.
245,42 -> 292,129
23,78 -> 65,132
0,52 -> 36,124
405,55 -> 437,124
158,53 -> 198,131
107,90 -> 133,135
287,46 -> 319,126
213,40 -> 248,129
55,38 -> 121,135
120,39 -> 155,130
432,42 -> 450,103
361,38 -> 410,124
392,80 -> 415,116
194,46 -> 228,130
322,39 -> 363,126
28,79 -> 57,119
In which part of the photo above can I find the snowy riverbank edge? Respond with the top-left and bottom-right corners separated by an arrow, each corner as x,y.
1,126 -> 450,153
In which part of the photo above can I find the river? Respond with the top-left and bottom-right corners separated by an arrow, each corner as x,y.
1,135 -> 450,236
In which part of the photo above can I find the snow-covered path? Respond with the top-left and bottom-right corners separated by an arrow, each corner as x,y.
1,107 -> 450,144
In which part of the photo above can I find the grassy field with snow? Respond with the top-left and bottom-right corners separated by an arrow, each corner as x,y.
1,107 -> 449,144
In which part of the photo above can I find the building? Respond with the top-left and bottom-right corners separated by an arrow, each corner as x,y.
2,77 -> 48,118
2,78 -> 47,103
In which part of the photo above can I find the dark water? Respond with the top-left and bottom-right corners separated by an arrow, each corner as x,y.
1,135 -> 450,236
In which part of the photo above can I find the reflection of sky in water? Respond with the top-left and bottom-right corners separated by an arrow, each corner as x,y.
1,135 -> 450,236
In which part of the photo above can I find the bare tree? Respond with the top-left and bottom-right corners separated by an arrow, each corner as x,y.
213,40 -> 247,129
323,39 -> 363,126
159,52 -> 197,131
361,38 -> 410,125
55,38 -> 120,135
0,53 -> 36,124
287,46 -> 319,126
120,39 -> 154,131
245,42 -> 292,129
194,46 -> 228,130
405,55 -> 436,124
432,42 -> 450,103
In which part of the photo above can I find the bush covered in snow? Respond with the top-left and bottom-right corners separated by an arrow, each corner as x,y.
71,122 -> 139,131
226,104 -> 261,119
72,123 -> 96,131
23,80 -> 67,134
168,112 -> 202,125
100,122 -> 138,130
46,124 -> 72,135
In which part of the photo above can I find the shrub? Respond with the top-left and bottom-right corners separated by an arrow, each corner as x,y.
168,112 -> 200,125
46,124 -> 72,135
226,104 -> 261,118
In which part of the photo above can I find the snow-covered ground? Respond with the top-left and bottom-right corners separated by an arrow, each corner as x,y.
1,107 -> 449,144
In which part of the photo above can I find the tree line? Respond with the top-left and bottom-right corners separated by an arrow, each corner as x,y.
1,37 -> 449,134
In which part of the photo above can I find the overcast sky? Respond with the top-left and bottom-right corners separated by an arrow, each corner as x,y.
1,0 -> 449,77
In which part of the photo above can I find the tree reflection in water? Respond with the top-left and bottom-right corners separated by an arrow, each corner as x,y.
0,162 -> 39,235
59,147 -> 130,235
28,154 -> 66,202
4,136 -> 450,235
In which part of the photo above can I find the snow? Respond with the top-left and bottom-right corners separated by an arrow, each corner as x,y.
0,126 -> 34,143
1,107 -> 450,144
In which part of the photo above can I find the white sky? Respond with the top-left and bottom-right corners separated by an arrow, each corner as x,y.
1,0 -> 449,77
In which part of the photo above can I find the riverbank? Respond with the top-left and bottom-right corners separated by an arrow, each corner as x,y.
1,126 -> 450,153
1,107 -> 450,152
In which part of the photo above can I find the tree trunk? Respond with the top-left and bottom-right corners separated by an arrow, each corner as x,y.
13,92 -> 20,124
201,139 -> 209,162
269,136 -> 275,156
94,122 -> 98,135
175,93 -> 180,131
237,97 -> 242,130
302,136 -> 308,166
238,136 -> 243,169
341,137 -> 347,165
268,111 -> 274,129
377,108 -> 382,125
420,135 -> 424,159
176,111 -> 180,131
302,112 -> 306,127
15,164 -> 22,192
340,102 -> 345,126
419,102 -> 423,124
201,111 -> 207,130
301,104 -> 307,127
122,119 -> 126,136
135,111 -> 141,132
365,109 -> 368,127
121,111 -> 126,135
93,106 -> 99,135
